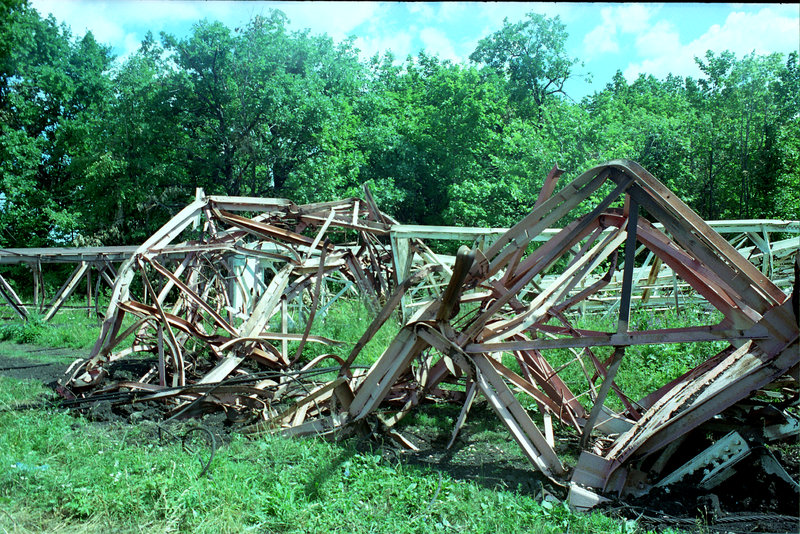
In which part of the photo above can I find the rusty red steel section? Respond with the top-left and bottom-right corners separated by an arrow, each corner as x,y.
57,160 -> 799,507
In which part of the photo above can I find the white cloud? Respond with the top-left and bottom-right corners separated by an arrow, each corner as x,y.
583,7 -> 619,57
407,2 -> 435,21
688,7 -> 799,58
275,2 -> 381,41
582,3 -> 661,59
31,1 -> 381,49
439,2 -> 468,21
119,32 -> 142,61
354,31 -> 414,62
31,0 -> 222,61
30,0 -> 389,64
633,19 -> 680,59
624,6 -> 800,81
615,3 -> 658,34
419,27 -> 461,62
33,0 -> 214,30
583,26 -> 619,56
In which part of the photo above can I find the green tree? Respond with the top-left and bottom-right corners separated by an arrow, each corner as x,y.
160,13 -> 367,203
688,51 -> 789,219
470,13 -> 578,119
0,0 -> 113,246
3,2 -> 798,250
71,32 -> 190,244
581,71 -> 696,201
357,53 -> 513,226
768,52 -> 800,219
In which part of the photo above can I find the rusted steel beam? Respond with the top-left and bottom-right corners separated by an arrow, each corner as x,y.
50,161 -> 797,516
0,272 -> 28,319
43,261 -> 89,322
334,159 -> 797,505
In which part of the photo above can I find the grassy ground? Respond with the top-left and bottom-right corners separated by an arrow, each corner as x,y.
0,376 -> 661,534
0,301 -> 698,533
0,309 -> 101,350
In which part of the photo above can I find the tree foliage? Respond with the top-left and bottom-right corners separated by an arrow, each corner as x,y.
1,1 -> 798,248
470,13 -> 578,116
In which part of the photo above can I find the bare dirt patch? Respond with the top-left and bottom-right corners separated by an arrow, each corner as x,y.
0,344 -> 82,385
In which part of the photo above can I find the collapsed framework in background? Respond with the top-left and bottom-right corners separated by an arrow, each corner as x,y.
1,216 -> 797,323
55,160 -> 798,513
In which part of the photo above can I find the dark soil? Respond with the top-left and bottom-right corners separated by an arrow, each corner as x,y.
0,347 -> 78,385
615,456 -> 800,533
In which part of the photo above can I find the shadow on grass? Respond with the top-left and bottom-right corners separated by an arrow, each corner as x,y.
303,437 -> 361,501
393,402 -> 551,498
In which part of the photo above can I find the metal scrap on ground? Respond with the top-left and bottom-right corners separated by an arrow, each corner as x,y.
51,160 -> 798,514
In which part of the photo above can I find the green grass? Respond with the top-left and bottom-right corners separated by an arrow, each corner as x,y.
277,298 -> 402,368
0,297 -> 713,533
0,376 -> 661,534
0,309 -> 101,351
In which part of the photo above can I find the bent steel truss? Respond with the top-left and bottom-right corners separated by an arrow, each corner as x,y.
58,160 -> 799,505
343,159 -> 799,499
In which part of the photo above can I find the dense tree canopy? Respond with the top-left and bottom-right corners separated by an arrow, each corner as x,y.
470,13 -> 577,118
1,0 -> 798,248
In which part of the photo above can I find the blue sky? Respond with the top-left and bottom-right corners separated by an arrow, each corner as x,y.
30,1 -> 800,99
